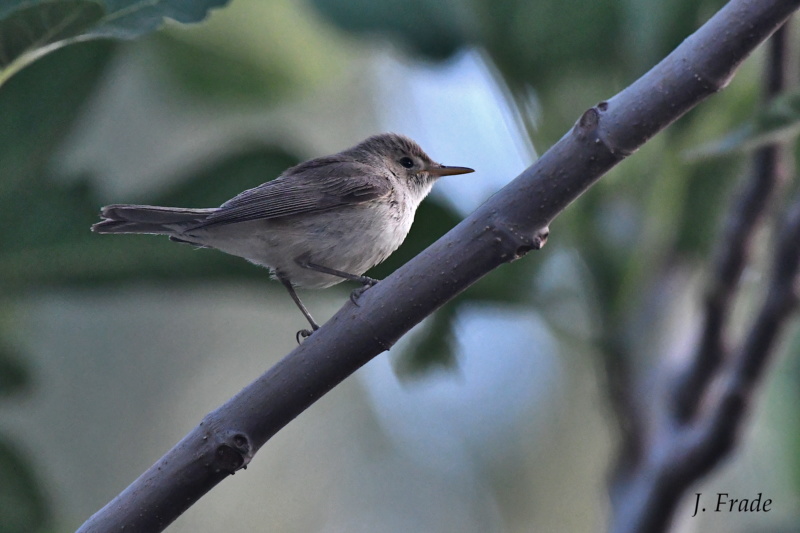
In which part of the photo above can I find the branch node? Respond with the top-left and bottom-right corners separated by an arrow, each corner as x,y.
575,101 -> 637,158
532,227 -> 550,250
493,221 -> 549,261
372,335 -> 395,352
575,106 -> 601,137
211,430 -> 253,474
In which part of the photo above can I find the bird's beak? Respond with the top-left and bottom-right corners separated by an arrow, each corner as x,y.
427,164 -> 475,177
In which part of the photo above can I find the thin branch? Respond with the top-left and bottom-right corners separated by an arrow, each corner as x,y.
673,24 -> 792,422
691,195 -> 800,472
608,22 -> 798,533
609,192 -> 800,532
77,1 -> 800,531
601,335 -> 645,472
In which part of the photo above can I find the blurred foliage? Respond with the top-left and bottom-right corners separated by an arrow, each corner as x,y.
311,0 -> 474,60
688,87 -> 800,157
0,39 -> 115,533
0,0 -> 228,86
152,32 -> 297,103
2,0 -> 800,530
0,40 -> 113,290
0,344 -> 30,399
0,41 -> 113,192
0,437 -> 50,533
0,2 -> 257,531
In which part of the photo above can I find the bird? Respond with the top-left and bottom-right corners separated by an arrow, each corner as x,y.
92,133 -> 474,340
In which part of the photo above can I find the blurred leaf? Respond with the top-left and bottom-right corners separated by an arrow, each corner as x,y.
673,157 -> 742,256
0,344 -> 30,398
475,0 -> 622,87
0,177 -> 99,255
489,0 -> 726,144
0,0 -> 229,87
155,0 -> 355,103
153,145 -> 299,208
0,40 -> 115,190
619,0 -> 727,72
152,33 -> 295,103
0,40 -> 115,291
0,437 -> 50,533
686,89 -> 800,158
310,0 -> 473,60
393,302 -> 458,376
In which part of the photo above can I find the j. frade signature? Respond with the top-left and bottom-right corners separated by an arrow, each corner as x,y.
691,492 -> 772,517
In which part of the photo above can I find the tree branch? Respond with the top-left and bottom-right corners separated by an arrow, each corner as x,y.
696,194 -> 800,459
608,22 -> 799,533
609,189 -> 800,533
77,0 -> 800,531
672,25 -> 792,423
601,335 -> 646,473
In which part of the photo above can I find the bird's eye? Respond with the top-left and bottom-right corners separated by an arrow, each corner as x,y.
399,157 -> 414,169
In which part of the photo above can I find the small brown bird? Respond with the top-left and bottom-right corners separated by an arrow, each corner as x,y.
92,133 -> 474,339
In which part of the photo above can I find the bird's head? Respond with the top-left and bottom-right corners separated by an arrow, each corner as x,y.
353,133 -> 474,191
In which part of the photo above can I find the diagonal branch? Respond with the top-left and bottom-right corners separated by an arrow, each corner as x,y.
77,1 -> 800,531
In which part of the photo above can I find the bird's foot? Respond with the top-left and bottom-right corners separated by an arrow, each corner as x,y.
295,327 -> 316,344
350,277 -> 379,306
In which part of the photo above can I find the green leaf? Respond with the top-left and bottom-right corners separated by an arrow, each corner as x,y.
89,0 -> 231,39
0,1 -> 105,86
0,0 -> 230,87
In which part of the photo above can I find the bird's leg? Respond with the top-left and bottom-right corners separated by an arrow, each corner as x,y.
301,261 -> 379,286
278,275 -> 319,342
299,261 -> 379,306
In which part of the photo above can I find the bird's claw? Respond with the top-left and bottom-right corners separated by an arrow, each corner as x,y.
350,278 -> 379,306
349,289 -> 364,306
296,328 -> 314,344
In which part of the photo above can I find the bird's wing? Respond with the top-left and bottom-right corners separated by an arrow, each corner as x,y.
193,159 -> 392,229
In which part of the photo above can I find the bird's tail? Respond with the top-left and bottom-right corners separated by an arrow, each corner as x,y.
91,204 -> 217,235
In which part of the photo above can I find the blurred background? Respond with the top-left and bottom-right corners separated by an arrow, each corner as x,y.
1,0 -> 799,531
